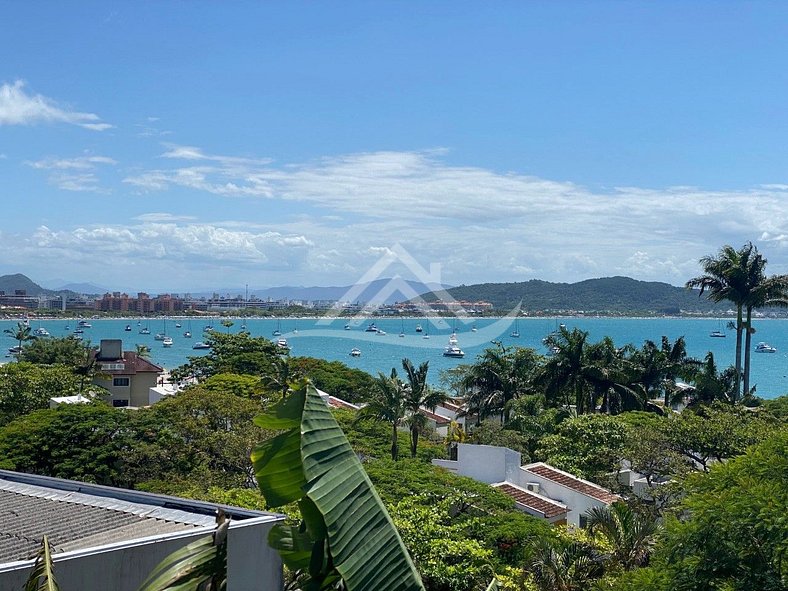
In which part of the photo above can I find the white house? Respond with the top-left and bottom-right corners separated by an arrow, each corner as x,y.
433,443 -> 619,527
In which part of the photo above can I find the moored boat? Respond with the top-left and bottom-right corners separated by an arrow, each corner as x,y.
755,342 -> 777,353
349,347 -> 361,357
192,341 -> 211,350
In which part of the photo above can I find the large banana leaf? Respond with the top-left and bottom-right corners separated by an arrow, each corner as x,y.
24,535 -> 61,591
137,512 -> 228,591
252,381 -> 425,591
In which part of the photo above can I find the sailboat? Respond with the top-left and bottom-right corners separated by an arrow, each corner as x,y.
709,320 -> 727,338
510,318 -> 521,338
154,318 -> 167,341
183,319 -> 193,338
272,319 -> 282,337
399,318 -> 405,338
139,320 -> 151,335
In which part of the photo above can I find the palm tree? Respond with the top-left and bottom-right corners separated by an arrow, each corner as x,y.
740,252 -> 788,396
401,358 -> 447,458
4,321 -> 35,357
135,344 -> 151,359
686,243 -> 757,402
357,368 -> 408,460
220,319 -> 234,333
261,354 -> 301,399
630,336 -> 699,408
539,327 -> 597,413
585,337 -> 644,414
529,540 -> 605,591
586,502 -> 659,571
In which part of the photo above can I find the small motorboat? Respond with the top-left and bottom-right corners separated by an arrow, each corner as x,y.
365,323 -> 378,332
344,323 -> 352,330
154,333 -> 166,341
377,329 -> 387,335
755,342 -> 777,353
276,337 -> 290,350
175,322 -> 182,328
8,346 -> 22,355
442,334 -> 465,358
415,323 -> 423,333
192,342 -> 211,350
162,336 -> 174,347
77,320 -> 91,328
124,325 -> 132,332
139,327 -> 151,335
349,347 -> 361,357
183,331 -> 192,338
709,330 -> 726,338
34,327 -> 50,337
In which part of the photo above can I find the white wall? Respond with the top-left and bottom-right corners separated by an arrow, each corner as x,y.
0,518 -> 282,591
443,444 -> 522,484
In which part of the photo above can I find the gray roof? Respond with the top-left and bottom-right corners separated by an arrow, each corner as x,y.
0,479 -> 214,563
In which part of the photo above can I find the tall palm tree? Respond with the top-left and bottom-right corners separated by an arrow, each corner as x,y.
261,354 -> 301,399
4,321 -> 35,357
740,253 -> 788,396
686,243 -> 757,403
357,368 -> 408,460
630,336 -> 698,407
401,358 -> 447,458
540,327 -> 595,413
529,540 -> 605,591
586,502 -> 659,571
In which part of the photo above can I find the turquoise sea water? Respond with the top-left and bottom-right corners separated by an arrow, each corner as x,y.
3,317 -> 786,399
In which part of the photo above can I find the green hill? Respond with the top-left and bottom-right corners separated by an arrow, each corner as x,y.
421,276 -> 726,315
0,273 -> 53,296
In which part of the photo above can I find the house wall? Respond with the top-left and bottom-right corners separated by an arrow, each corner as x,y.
130,372 -> 158,407
441,444 -> 522,484
0,518 -> 282,591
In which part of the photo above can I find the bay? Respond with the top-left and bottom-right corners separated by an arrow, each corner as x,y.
3,316 -> 786,399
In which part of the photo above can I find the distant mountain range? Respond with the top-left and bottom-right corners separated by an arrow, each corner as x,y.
194,278 -> 448,305
419,276 -> 725,314
0,273 -> 731,314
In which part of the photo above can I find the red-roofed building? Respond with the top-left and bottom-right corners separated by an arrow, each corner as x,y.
92,340 -> 164,408
433,443 -> 619,527
492,482 -> 568,525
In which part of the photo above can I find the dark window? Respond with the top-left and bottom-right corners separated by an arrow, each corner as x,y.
113,377 -> 130,387
112,399 -> 129,407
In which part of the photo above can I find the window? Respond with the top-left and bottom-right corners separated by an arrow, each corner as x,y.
112,399 -> 129,407
579,514 -> 588,529
113,377 -> 130,387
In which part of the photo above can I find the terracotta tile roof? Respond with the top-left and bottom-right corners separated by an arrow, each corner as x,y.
419,408 -> 451,425
524,463 -> 619,504
493,483 -> 567,519
92,351 -> 163,375
327,396 -> 360,411
441,399 -> 463,412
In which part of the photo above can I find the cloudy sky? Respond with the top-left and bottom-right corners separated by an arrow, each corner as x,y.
2,2 -> 787,293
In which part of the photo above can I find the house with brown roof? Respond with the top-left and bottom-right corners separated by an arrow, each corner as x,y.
433,443 -> 619,527
491,482 -> 568,525
92,339 -> 164,408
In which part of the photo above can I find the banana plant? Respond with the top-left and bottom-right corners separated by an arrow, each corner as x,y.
136,511 -> 229,591
252,380 -> 425,591
24,535 -> 61,591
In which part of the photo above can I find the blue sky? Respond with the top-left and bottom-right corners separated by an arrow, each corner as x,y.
2,2 -> 788,293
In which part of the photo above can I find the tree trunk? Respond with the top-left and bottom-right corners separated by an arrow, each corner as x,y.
743,306 -> 753,400
734,305 -> 743,404
410,426 -> 418,458
391,422 -> 399,461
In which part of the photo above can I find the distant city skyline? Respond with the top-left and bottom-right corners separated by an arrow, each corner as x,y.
2,2 -> 788,291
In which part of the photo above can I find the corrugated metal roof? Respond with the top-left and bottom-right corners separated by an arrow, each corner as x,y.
0,480 -> 212,563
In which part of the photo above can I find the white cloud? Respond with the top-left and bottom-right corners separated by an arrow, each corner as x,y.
0,80 -> 112,130
26,154 -> 116,192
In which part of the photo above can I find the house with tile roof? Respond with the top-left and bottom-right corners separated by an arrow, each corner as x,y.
0,470 -> 283,590
91,339 -> 164,407
433,443 -> 619,527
